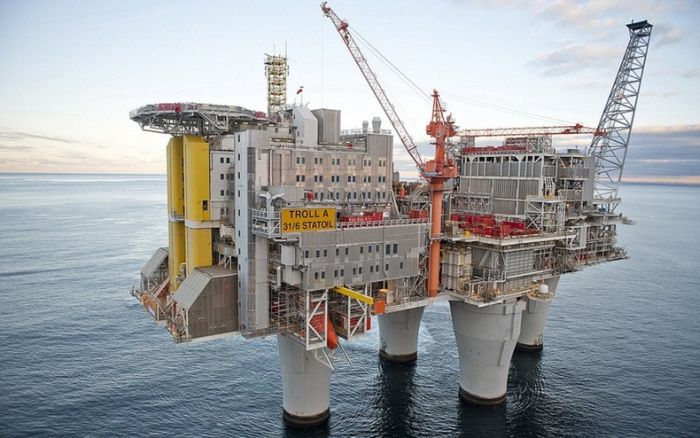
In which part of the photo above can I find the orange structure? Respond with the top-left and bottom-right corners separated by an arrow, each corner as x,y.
423,91 -> 458,296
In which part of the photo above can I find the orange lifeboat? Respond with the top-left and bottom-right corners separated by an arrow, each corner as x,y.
309,315 -> 339,349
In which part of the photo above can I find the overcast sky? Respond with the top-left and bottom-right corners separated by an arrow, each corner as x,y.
1,0 -> 698,183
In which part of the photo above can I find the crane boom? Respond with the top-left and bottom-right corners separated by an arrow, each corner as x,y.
459,124 -> 599,138
321,2 -> 425,173
588,20 -> 652,212
322,2 -> 457,298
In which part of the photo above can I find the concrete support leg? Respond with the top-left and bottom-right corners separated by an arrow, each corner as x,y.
516,276 -> 559,352
450,300 -> 525,406
378,306 -> 424,364
277,334 -> 331,428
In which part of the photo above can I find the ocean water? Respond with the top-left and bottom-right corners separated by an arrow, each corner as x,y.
1,173 -> 699,437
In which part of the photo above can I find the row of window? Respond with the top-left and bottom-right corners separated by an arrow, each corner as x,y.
311,261 -> 405,281
293,156 -> 388,167
294,175 -> 388,184
304,243 -> 399,259
307,191 -> 388,201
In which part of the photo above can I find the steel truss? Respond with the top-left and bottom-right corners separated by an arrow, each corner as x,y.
588,21 -> 653,212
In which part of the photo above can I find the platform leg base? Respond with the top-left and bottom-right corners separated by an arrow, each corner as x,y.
379,349 -> 417,365
458,386 -> 506,407
515,342 -> 543,353
283,408 -> 330,428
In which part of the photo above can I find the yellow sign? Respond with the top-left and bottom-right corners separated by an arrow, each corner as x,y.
281,208 -> 336,233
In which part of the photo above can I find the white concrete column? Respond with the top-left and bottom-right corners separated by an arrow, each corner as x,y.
517,276 -> 559,352
277,334 -> 331,427
378,306 -> 424,364
450,299 -> 526,406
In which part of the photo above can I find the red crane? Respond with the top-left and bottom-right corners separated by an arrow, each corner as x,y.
321,2 -> 456,297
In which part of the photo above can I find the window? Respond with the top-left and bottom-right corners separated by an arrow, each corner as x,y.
220,190 -> 225,196
359,267 -> 363,275
296,157 -> 301,164
319,175 -> 323,182
220,157 -> 224,164
316,250 -> 320,258
336,248 -> 340,256
368,245 -> 372,253
323,249 -> 328,257
386,244 -> 391,255
386,263 -> 389,271
305,250 -> 309,258
400,262 -> 404,269
314,272 -> 319,280
348,176 -> 352,183
220,174 -> 224,180
376,245 -> 380,252
353,268 -> 357,275
319,158 -> 323,164
370,265 -> 374,273
340,269 -> 344,276
238,153 -> 240,161
345,248 -> 349,256
360,247 -> 364,254
375,264 -> 379,272
302,157 -> 306,164
334,270 -> 338,277
367,176 -> 371,183
226,157 -> 231,164
321,272 -> 325,279
301,175 -> 306,182
393,243 -> 398,254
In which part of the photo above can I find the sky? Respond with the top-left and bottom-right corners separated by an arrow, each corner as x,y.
0,0 -> 699,183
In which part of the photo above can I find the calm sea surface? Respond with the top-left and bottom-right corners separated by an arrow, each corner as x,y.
1,173 -> 699,437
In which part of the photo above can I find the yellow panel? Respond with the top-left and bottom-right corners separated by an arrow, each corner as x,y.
183,135 -> 210,222
185,227 -> 212,275
168,221 -> 185,290
281,208 -> 336,234
166,137 -> 184,218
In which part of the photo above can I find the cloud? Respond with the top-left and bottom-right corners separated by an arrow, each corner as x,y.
680,69 -> 700,78
538,0 -> 617,31
620,124 -> 700,178
0,129 -> 108,149
0,130 -> 74,144
0,143 -> 36,152
654,24 -> 683,47
527,43 -> 619,76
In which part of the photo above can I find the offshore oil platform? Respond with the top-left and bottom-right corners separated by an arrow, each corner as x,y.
129,3 -> 651,427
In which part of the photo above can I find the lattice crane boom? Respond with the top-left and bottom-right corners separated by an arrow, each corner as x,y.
588,20 -> 653,212
459,124 -> 600,138
321,2 -> 425,174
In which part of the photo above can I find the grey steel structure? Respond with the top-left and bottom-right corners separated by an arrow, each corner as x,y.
588,21 -> 653,213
